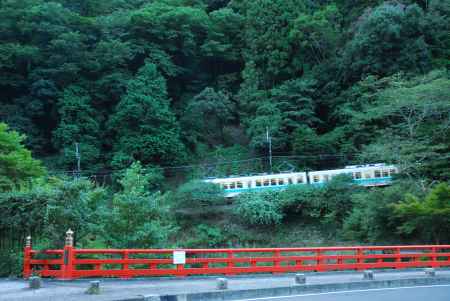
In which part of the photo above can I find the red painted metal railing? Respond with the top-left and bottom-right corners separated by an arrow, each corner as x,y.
23,244 -> 450,280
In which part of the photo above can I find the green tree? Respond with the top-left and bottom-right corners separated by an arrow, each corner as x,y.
393,182 -> 450,243
356,70 -> 450,180
109,63 -> 187,168
104,162 -> 176,248
182,87 -> 234,148
342,3 -> 430,82
53,85 -> 101,169
289,4 -> 342,70
0,123 -> 45,191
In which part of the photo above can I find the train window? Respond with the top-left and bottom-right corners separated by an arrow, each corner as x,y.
271,179 -> 277,186
297,177 -> 304,184
374,170 -> 381,178
364,172 -> 371,179
313,175 -> 320,183
223,183 -> 229,190
230,182 -> 236,189
263,179 -> 270,186
382,170 -> 389,177
288,178 -> 293,185
323,175 -> 330,182
354,172 -> 362,179
389,169 -> 396,175
278,179 -> 284,185
256,180 -> 262,187
247,181 -> 252,188
237,181 -> 243,188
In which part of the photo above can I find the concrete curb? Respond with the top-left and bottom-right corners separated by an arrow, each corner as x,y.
120,276 -> 450,301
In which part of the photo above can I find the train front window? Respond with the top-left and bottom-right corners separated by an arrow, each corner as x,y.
323,175 -> 330,182
223,183 -> 229,190
236,181 -> 243,188
382,170 -> 389,177
374,170 -> 381,178
389,169 -> 396,175
354,172 -> 362,179
230,182 -> 236,189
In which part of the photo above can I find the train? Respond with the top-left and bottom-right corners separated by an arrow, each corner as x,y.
204,163 -> 398,198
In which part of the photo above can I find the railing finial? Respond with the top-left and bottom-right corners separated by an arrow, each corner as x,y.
65,229 -> 74,247
26,235 -> 32,248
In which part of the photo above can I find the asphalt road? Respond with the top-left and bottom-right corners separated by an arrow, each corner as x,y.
232,284 -> 450,301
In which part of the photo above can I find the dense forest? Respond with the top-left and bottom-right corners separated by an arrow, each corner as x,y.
1,0 -> 450,276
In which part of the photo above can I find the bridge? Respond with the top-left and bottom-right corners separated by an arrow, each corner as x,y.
9,230 -> 450,300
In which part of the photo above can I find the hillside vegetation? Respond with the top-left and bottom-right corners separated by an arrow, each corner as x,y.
0,0 -> 449,276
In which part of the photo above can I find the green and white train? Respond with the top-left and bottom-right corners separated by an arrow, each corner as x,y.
204,163 -> 398,198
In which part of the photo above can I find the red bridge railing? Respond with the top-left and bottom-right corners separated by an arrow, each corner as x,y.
23,231 -> 450,280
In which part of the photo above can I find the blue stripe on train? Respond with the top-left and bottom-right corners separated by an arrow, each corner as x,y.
224,177 -> 392,193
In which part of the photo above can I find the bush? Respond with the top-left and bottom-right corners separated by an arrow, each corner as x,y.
393,182 -> 450,244
103,162 -> 177,248
233,191 -> 283,225
184,224 -> 227,248
342,182 -> 419,242
0,249 -> 22,277
173,180 -> 224,207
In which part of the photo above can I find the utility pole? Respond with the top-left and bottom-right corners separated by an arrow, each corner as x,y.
75,143 -> 81,178
266,127 -> 272,174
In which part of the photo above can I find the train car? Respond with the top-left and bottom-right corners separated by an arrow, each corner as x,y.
205,172 -> 308,198
308,163 -> 398,187
204,163 -> 398,198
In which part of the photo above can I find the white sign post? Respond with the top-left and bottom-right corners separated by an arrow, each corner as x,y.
173,250 -> 186,265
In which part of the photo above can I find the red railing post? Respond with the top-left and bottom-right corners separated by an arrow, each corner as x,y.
431,247 -> 438,268
60,229 -> 75,280
394,247 -> 401,269
23,236 -> 32,279
226,250 -> 235,275
356,248 -> 364,270
121,250 -> 131,279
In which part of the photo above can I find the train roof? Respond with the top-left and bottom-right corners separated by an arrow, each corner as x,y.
204,171 -> 307,182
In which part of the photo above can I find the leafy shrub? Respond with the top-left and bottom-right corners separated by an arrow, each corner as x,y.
173,180 -> 224,207
103,162 -> 177,248
233,191 -> 283,225
0,249 -> 23,277
184,224 -> 227,248
342,182 -> 417,242
393,182 -> 450,244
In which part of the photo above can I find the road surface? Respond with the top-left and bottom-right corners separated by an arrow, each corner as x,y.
232,284 -> 450,301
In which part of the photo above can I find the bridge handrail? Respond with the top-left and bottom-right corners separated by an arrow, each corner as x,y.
23,232 -> 450,280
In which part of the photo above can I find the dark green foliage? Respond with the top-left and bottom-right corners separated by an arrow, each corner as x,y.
234,191 -> 283,225
53,85 -> 101,169
173,180 -> 224,207
393,182 -> 450,243
342,3 -> 431,81
109,63 -> 187,168
0,123 -> 45,191
342,182 -> 418,242
279,175 -> 359,227
182,87 -> 234,148
103,162 -> 177,248
0,177 -> 107,248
